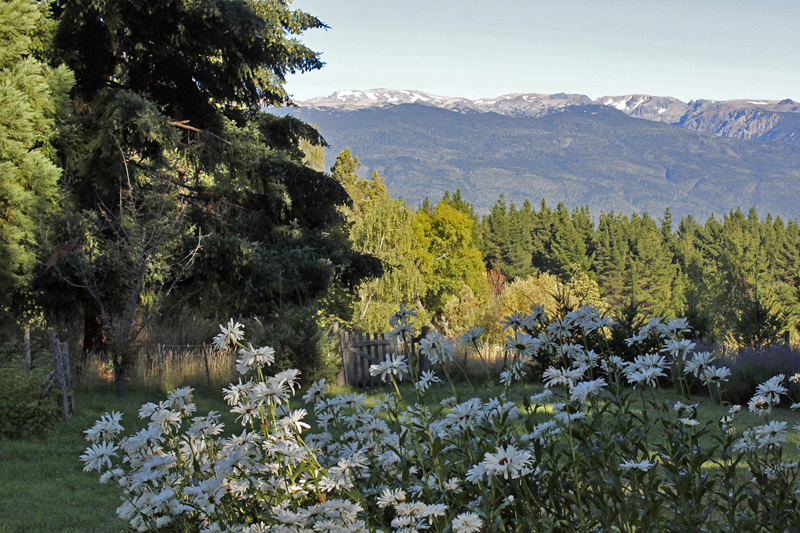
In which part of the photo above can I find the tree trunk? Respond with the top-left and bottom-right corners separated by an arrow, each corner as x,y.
83,298 -> 107,355
414,295 -> 427,317
113,358 -> 126,398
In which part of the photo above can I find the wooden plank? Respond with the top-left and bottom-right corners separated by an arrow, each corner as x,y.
349,339 -> 393,347
366,332 -> 372,388
370,332 -> 377,388
347,346 -> 410,382
359,332 -> 367,388
347,347 -> 382,364
343,331 -> 351,387
202,343 -> 212,388
353,331 -> 361,388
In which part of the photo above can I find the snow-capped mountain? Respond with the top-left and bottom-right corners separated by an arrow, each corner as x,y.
296,90 -> 800,144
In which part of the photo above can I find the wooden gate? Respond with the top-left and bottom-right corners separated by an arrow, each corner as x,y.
338,327 -> 429,388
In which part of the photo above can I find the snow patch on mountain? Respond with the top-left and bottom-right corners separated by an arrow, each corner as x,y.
294,89 -> 800,144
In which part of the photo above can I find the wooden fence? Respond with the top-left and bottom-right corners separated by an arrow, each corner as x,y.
47,329 -> 74,421
337,326 -> 430,388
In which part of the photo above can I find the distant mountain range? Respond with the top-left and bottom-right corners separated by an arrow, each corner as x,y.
299,89 -> 800,144
272,89 -> 800,220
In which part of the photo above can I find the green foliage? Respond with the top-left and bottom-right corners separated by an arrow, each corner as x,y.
243,304 -> 341,384
470,197 -> 800,343
53,0 -> 326,129
0,339 -> 55,438
414,200 -> 486,317
440,282 -> 490,338
299,123 -> 326,172
326,149 -> 418,331
41,1 -> 381,396
0,0 -> 73,302
736,292 -> 789,347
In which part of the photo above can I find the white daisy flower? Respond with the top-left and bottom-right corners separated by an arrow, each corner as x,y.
570,378 -> 607,403
213,319 -> 244,349
80,441 -> 119,472
452,512 -> 482,533
620,459 -> 656,471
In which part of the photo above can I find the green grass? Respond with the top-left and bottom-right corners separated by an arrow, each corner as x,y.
0,385 -> 232,533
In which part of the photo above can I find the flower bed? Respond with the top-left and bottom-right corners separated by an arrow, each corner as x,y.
82,307 -> 800,532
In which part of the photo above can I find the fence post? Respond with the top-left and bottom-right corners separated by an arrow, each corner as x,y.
202,342 -> 212,389
369,332 -> 376,388
418,326 -> 431,374
333,323 -> 346,387
357,331 -> 365,388
340,330 -> 350,387
61,341 -> 75,413
49,329 -> 71,421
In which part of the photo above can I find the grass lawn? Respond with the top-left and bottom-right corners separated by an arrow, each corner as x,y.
3,377 -> 799,532
0,385 -> 232,533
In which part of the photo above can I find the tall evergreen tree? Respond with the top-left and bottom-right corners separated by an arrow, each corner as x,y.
47,0 -> 381,395
530,199 -> 555,272
627,212 -> 676,318
481,194 -> 510,272
505,202 -> 533,279
593,212 -> 629,305
550,203 -> 592,279
442,189 -> 476,219
0,0 -> 73,305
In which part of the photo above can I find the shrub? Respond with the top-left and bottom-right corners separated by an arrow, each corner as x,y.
0,339 -> 57,438
719,343 -> 800,405
245,303 -> 341,383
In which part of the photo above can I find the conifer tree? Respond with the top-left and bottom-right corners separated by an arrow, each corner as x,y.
627,213 -> 676,318
505,202 -> 533,279
530,199 -> 556,272
550,203 -> 592,279
674,215 -> 711,337
482,194 -> 510,272
0,0 -> 73,304
442,189 -> 476,219
593,212 -> 629,306
46,0 -> 381,395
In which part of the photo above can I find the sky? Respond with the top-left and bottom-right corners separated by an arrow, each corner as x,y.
284,0 -> 800,103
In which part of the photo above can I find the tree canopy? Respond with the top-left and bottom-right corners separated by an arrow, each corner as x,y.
0,0 -> 73,304
39,0 -> 381,395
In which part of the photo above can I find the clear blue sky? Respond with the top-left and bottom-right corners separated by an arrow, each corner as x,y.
285,0 -> 800,103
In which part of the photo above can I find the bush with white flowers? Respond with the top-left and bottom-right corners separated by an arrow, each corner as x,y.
84,307 -> 800,532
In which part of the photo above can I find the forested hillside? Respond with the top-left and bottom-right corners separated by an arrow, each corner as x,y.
279,104 -> 800,220
475,196 -> 800,344
321,139 -> 800,346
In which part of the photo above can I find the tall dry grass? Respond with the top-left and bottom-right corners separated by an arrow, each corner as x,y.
81,344 -> 238,392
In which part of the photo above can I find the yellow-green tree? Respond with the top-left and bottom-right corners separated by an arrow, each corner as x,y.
414,200 -> 486,318
328,149 -> 424,331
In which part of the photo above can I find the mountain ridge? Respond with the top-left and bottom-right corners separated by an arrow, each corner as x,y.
297,89 -> 800,144
275,102 -> 800,221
